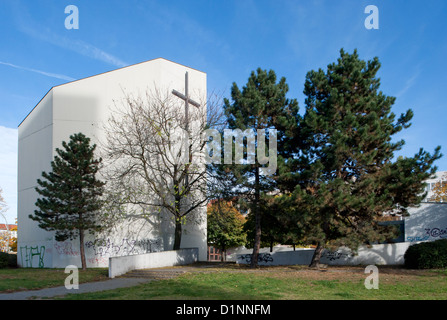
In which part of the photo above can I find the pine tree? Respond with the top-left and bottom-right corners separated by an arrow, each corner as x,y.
286,49 -> 441,267
223,68 -> 299,267
243,195 -> 289,252
29,133 -> 105,270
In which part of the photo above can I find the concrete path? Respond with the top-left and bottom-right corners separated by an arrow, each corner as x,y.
0,277 -> 152,300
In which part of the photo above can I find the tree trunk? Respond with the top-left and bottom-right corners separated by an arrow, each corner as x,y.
309,241 -> 324,269
221,245 -> 226,262
173,217 -> 182,250
79,229 -> 86,271
173,190 -> 182,251
251,166 -> 261,268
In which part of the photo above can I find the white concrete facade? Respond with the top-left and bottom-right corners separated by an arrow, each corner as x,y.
405,202 -> 447,243
17,58 -> 207,268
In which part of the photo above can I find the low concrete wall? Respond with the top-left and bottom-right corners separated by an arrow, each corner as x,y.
109,248 -> 198,278
405,202 -> 447,242
237,249 -> 315,266
321,242 -> 411,265
236,242 -> 412,266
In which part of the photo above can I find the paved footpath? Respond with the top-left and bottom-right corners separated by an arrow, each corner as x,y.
0,277 -> 152,300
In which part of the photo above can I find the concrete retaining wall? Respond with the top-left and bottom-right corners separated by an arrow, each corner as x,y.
109,248 -> 198,278
236,242 -> 413,266
406,202 -> 447,242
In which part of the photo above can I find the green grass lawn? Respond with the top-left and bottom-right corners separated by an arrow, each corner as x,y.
61,267 -> 447,300
1,266 -> 446,300
0,268 -> 108,293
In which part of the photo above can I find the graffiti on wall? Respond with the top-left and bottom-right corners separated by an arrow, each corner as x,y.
54,241 -> 79,256
238,253 -> 274,264
19,237 -> 162,268
85,238 -> 163,257
406,226 -> 447,242
20,246 -> 46,268
322,250 -> 350,261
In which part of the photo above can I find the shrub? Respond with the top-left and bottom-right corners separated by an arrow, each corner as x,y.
404,239 -> 447,269
0,252 -> 17,269
0,252 -> 8,268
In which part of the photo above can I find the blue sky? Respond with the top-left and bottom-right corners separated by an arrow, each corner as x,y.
0,0 -> 446,222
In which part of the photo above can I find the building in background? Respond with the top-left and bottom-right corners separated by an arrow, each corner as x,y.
423,171 -> 447,202
0,223 -> 17,253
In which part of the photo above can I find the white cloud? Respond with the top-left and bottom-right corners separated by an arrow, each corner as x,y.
395,72 -> 420,99
11,1 -> 128,69
0,126 -> 18,224
19,23 -> 128,68
0,61 -> 75,82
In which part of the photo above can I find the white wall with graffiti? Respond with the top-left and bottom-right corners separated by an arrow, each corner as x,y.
235,202 -> 447,266
405,202 -> 447,243
18,217 -> 165,268
235,243 -> 412,266
19,237 -> 164,268
18,206 -> 207,268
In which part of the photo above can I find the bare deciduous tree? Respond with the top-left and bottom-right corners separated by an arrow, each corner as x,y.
103,87 -> 224,250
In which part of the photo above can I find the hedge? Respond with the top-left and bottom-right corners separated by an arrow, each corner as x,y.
404,239 -> 447,269
0,252 -> 17,269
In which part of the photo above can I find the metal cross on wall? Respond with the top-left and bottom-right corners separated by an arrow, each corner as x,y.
172,71 -> 201,134
172,71 -> 201,187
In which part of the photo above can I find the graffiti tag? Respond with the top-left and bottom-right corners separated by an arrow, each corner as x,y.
322,250 -> 350,261
85,238 -> 162,257
238,253 -> 274,264
407,226 -> 447,242
19,246 -> 45,268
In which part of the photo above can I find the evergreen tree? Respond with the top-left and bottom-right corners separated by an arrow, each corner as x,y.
285,49 -> 441,267
243,194 -> 304,252
30,133 -> 105,270
223,68 -> 299,267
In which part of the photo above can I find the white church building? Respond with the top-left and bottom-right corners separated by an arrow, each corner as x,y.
17,58 -> 208,268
